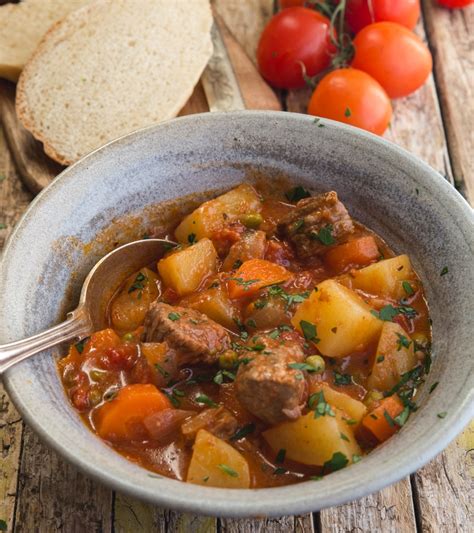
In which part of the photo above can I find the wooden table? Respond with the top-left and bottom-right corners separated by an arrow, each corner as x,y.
0,1 -> 472,531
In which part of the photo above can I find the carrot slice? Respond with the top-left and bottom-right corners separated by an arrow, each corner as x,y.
227,259 -> 292,299
95,384 -> 171,442
361,395 -> 405,442
324,236 -> 379,273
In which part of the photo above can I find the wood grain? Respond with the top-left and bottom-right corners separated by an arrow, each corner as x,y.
220,515 -> 314,533
422,1 -> 474,203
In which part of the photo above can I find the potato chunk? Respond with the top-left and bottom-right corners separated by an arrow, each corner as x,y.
311,384 -> 367,423
368,322 -> 417,392
292,280 -> 383,358
186,429 -> 250,488
263,410 -> 361,467
340,255 -> 415,300
175,184 -> 261,244
157,238 -> 217,296
110,268 -> 160,332
180,286 -> 239,332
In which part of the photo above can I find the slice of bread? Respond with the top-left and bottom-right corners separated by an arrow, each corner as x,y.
0,0 -> 92,82
16,0 -> 213,165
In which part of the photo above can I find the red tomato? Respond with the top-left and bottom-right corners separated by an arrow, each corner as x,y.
307,68 -> 392,135
352,22 -> 432,98
345,0 -> 420,33
257,7 -> 336,89
437,0 -> 473,6
280,0 -> 305,7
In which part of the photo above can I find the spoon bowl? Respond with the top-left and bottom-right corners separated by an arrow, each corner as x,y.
0,238 -> 174,373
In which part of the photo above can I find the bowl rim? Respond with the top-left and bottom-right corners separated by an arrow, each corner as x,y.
2,110 -> 473,518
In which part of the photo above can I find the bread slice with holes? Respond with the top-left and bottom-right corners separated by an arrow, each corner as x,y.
16,0 -> 213,165
0,0 -> 92,82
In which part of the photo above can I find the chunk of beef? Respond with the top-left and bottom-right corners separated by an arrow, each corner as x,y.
235,342 -> 308,426
278,191 -> 354,259
222,230 -> 266,271
144,302 -> 231,365
181,406 -> 239,442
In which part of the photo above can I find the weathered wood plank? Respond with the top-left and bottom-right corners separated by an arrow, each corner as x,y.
318,478 -> 417,533
422,0 -> 474,203
220,514 -> 314,533
412,422 -> 474,533
113,493 -> 217,532
13,426 -> 113,533
0,123 -> 32,533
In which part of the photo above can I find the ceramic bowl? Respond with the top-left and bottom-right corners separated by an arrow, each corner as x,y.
1,111 -> 473,518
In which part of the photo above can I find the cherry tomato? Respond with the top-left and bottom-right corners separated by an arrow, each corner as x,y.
437,0 -> 473,6
307,68 -> 392,135
280,0 -> 305,7
352,22 -> 432,98
345,0 -> 420,33
257,7 -> 336,89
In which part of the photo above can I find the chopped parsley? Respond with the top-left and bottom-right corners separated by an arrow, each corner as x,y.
74,337 -> 89,354
232,259 -> 243,269
293,219 -> 305,231
383,365 -> 424,398
230,277 -> 260,291
195,394 -> 218,408
344,107 -> 352,117
300,320 -> 320,343
246,318 -> 257,329
311,224 -> 336,246
155,363 -> 170,378
288,362 -> 319,373
334,372 -> 352,386
187,233 -> 197,244
202,476 -> 209,482
402,281 -> 414,296
394,406 -> 410,427
383,410 -> 396,427
429,382 -> 439,394
344,418 -> 357,425
323,452 -> 348,472
285,186 -> 311,202
218,464 -> 238,477
267,285 -> 310,310
352,454 -> 362,464
440,266 -> 449,276
396,333 -> 412,351
275,449 -> 286,463
371,304 -> 417,322
310,475 -> 323,481
273,467 -> 287,475
377,355 -> 385,363
254,299 -> 267,309
437,411 -> 447,419
128,272 -> 147,294
168,312 -> 181,321
340,432 -> 350,442
213,369 -> 236,385
308,391 -> 335,418
231,423 -> 256,441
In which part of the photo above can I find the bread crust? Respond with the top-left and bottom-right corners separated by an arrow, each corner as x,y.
16,0 -> 213,165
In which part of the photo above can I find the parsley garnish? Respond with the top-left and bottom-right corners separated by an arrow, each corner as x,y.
188,233 -> 197,244
231,423 -> 256,441
383,410 -> 396,427
275,449 -> 286,463
267,285 -> 310,310
396,333 -> 412,351
383,365 -> 424,398
155,363 -> 169,378
311,224 -> 336,246
323,452 -> 348,472
344,107 -> 352,117
352,454 -> 362,464
310,475 -> 323,481
288,362 -> 318,373
128,272 -> 147,294
308,391 -> 335,418
230,277 -> 260,290
300,320 -> 320,343
429,382 -> 439,394
213,369 -> 236,385
394,406 -> 410,427
218,464 -> 238,477
437,411 -> 447,419
168,312 -> 181,321
246,318 -> 257,329
371,305 -> 398,321
254,299 -> 267,309
232,259 -> 243,269
0,520 -> 8,532
195,394 -> 218,408
74,337 -> 89,354
334,372 -> 352,386
377,355 -> 385,363
273,467 -> 287,475
440,266 -> 449,276
402,281 -> 414,296
285,186 -> 311,202
340,432 -> 350,442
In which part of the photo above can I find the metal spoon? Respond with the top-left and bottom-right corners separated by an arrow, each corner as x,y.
0,238 -> 175,374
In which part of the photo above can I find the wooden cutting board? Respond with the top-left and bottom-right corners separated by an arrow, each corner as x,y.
0,16 -> 281,195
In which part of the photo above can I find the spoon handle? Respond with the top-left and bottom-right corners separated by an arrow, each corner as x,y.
0,307 -> 91,374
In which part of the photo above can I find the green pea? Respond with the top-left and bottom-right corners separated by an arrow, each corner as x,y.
219,350 -> 238,370
122,333 -> 134,342
242,213 -> 263,229
305,355 -> 325,374
90,369 -> 107,382
88,388 -> 103,406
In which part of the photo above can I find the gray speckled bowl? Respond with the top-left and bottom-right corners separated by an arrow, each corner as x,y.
1,111 -> 473,518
